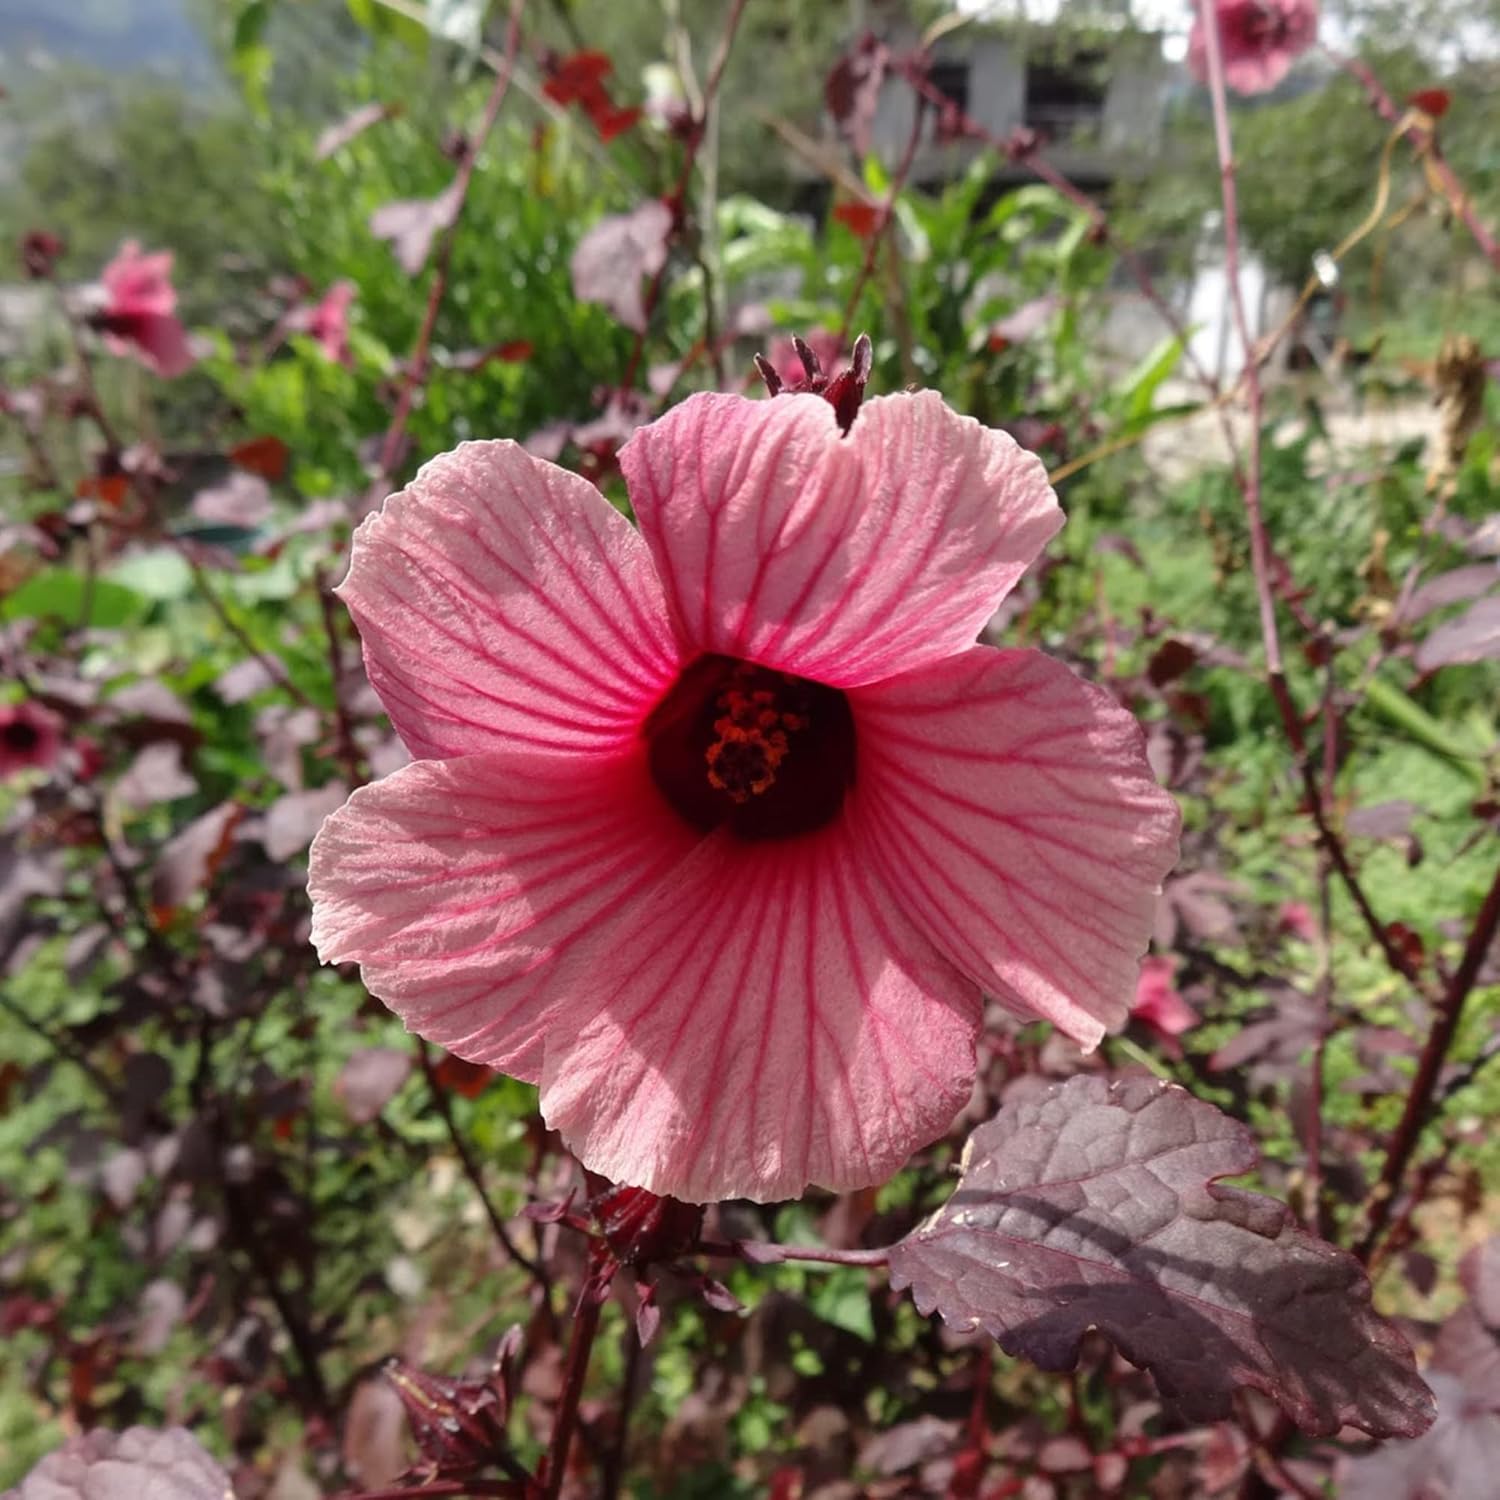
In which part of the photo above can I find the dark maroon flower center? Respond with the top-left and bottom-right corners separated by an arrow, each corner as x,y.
2,720 -> 40,753
1237,1 -> 1290,46
643,654 -> 855,840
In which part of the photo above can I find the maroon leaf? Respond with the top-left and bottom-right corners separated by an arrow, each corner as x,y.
149,803 -> 242,920
5,1425 -> 233,1499
334,1047 -> 412,1124
214,658 -> 275,705
114,742 -> 197,809
569,199 -> 673,332
887,1076 -> 1434,1438
1156,870 -> 1240,948
1407,564 -> 1499,620
1339,1373 -> 1500,1499
262,782 -> 347,861
343,1377 -> 410,1488
315,101 -> 400,160
369,180 -> 463,275
825,33 -> 889,156
1346,800 -> 1420,839
1416,595 -> 1500,670
133,1278 -> 186,1355
859,1415 -> 958,1476
1461,1238 -> 1500,1329
988,295 -> 1060,350
1146,637 -> 1199,687
190,471 -> 271,528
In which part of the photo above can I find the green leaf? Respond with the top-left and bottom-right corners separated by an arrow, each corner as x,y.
808,1267 -> 875,1342
1113,333 -> 1189,428
1,570 -> 146,629
105,550 -> 194,602
231,2 -> 274,111
346,0 -> 428,46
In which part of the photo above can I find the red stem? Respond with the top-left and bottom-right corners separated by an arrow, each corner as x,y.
617,0 -> 749,395
537,1281 -> 606,1500
1359,860 -> 1500,1260
1197,0 -> 1279,685
835,88 -> 927,345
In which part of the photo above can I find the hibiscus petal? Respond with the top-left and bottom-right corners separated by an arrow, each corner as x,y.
849,647 -> 1180,1047
136,314 -> 196,379
308,748 -> 700,1078
619,390 -> 1060,688
340,441 -> 681,759
539,823 -> 981,1203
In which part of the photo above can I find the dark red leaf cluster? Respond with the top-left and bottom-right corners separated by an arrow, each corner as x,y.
542,50 -> 643,143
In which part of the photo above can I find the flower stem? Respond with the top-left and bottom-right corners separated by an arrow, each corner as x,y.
538,1280 -> 606,1500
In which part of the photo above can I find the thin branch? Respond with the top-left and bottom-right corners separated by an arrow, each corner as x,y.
314,564 -> 368,787
1194,1 -> 1421,993
1198,0 -> 1278,686
166,536 -> 318,710
415,1042 -> 555,1313
617,0 -> 750,394
1359,859 -> 1500,1260
835,86 -> 927,347
1328,49 -> 1500,273
697,1239 -> 891,1268
366,0 -> 527,505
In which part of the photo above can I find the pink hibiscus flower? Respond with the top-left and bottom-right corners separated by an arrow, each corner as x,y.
285,281 -> 356,365
308,389 -> 1179,1202
1131,955 -> 1197,1055
1188,0 -> 1318,96
94,241 -> 195,379
0,700 -> 64,779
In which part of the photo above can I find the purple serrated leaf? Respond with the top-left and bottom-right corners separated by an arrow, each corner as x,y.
333,1047 -> 412,1125
887,1075 -> 1435,1439
149,803 -> 241,918
569,199 -> 673,332
1416,594 -> 1500,671
1346,800 -> 1420,839
1339,1372 -> 1500,1499
315,101 -> 399,161
1460,1238 -> 1500,1329
1407,563 -> 1500,620
369,179 -> 463,276
262,782 -> 348,862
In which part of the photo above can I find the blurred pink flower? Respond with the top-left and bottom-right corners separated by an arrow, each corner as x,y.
95,241 -> 195,378
0,700 -> 64,779
308,391 -> 1179,1202
1132,956 -> 1197,1052
286,280 -> 356,365
1278,900 -> 1317,942
1188,0 -> 1318,95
